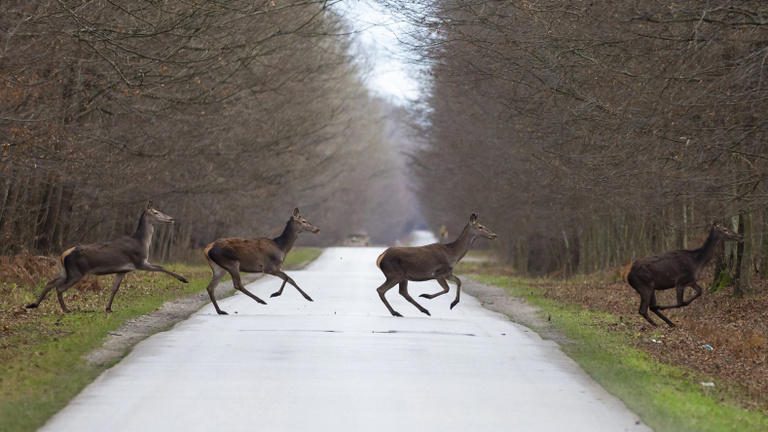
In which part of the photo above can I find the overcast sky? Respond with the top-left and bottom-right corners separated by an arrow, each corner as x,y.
337,0 -> 422,105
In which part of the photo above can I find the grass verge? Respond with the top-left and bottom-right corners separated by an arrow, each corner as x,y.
472,274 -> 768,432
0,246 -> 322,432
284,247 -> 322,270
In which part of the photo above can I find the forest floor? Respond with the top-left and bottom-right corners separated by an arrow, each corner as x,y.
459,259 -> 768,432
0,247 -> 321,432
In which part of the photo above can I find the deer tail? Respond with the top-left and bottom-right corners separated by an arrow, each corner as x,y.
59,246 -> 77,266
376,251 -> 386,269
58,246 -> 81,278
203,242 -> 216,264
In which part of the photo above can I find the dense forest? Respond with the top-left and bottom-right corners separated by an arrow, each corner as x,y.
3,1 -> 768,292
384,1 -> 768,290
1,1 -> 418,260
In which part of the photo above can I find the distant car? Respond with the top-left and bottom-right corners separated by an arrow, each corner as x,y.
343,233 -> 370,246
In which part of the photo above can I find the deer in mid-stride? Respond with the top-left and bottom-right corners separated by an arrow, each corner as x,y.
375,212 -> 497,317
627,222 -> 742,327
202,208 -> 319,315
26,202 -> 189,313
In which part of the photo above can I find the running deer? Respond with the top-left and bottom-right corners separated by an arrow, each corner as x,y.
375,212 -> 497,317
26,202 -> 189,313
203,208 -> 319,315
627,222 -> 742,327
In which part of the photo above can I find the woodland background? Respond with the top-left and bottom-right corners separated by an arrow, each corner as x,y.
0,0 -> 418,262
2,1 -> 768,293
394,0 -> 768,294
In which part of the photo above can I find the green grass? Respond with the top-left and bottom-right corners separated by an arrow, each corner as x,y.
0,247 -> 322,432
284,247 -> 322,269
0,264 -> 212,432
473,274 -> 768,432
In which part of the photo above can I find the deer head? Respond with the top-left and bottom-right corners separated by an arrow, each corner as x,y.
712,221 -> 742,242
144,201 -> 175,224
468,212 -> 497,240
292,208 -> 320,233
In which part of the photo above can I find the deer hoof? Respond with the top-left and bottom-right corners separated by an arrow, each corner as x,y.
25,303 -> 38,309
450,302 -> 459,310
270,292 -> 281,298
391,311 -> 403,317
105,308 -> 113,313
419,293 -> 431,299
217,310 -> 229,315
256,299 -> 268,305
303,295 -> 314,302
178,276 -> 189,283
422,309 -> 431,316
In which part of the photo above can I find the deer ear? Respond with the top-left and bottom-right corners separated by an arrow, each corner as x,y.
146,200 -> 153,210
470,212 -> 479,223
293,207 -> 300,217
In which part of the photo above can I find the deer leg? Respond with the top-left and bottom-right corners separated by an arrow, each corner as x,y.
637,288 -> 657,326
26,275 -> 64,309
420,278 -> 450,299
137,262 -> 189,283
270,279 -> 289,298
105,273 -> 127,313
226,264 -> 267,306
649,292 -> 675,327
657,283 -> 698,310
376,278 -> 402,317
268,270 -> 312,301
447,274 -> 462,309
205,264 -> 228,315
56,291 -> 69,313
682,282 -> 703,306
54,274 -> 85,314
398,281 -> 431,316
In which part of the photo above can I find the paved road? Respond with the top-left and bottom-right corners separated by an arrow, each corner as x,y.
43,247 -> 651,432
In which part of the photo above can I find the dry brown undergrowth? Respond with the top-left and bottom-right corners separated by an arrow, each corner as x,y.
531,269 -> 768,411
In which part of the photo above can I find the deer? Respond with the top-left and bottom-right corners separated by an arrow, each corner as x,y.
627,222 -> 742,327
26,202 -> 189,313
374,212 -> 497,317
202,207 -> 319,315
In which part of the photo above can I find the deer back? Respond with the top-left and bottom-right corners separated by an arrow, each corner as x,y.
210,237 -> 285,272
630,250 -> 698,289
64,236 -> 145,275
379,244 -> 453,280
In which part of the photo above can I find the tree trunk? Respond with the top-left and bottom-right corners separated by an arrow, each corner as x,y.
735,210 -> 753,296
760,209 -> 768,279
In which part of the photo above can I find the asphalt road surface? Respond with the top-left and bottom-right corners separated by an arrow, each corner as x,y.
42,247 -> 651,432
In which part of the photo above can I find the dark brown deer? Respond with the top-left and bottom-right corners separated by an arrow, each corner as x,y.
375,212 -> 497,317
26,202 -> 188,313
203,208 -> 319,315
627,222 -> 742,327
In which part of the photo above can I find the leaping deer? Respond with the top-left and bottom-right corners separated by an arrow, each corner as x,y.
375,212 -> 497,317
202,208 -> 319,315
627,222 -> 742,327
26,202 -> 189,313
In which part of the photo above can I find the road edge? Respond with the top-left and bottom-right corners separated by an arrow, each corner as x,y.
85,253 -> 321,366
462,276 -> 570,345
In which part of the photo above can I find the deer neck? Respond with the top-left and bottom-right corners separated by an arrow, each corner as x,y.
694,227 -> 721,266
132,212 -> 155,257
445,224 -> 476,264
273,219 -> 299,253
